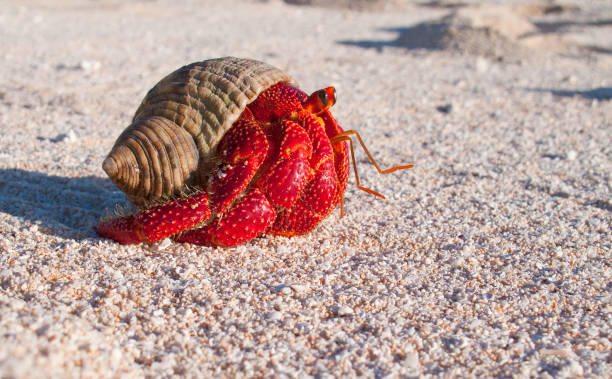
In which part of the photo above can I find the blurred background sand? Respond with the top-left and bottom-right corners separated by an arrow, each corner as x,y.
0,0 -> 610,377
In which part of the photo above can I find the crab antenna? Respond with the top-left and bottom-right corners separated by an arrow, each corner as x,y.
331,130 -> 414,216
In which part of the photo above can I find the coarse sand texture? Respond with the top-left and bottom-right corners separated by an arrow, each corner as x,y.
0,0 -> 610,377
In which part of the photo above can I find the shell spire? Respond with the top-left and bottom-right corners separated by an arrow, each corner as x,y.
102,57 -> 296,208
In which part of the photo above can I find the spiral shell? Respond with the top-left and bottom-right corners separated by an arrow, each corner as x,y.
102,57 -> 296,208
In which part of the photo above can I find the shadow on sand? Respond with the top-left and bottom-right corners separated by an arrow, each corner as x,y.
338,23 -> 454,52
338,13 -> 612,56
528,87 -> 612,100
0,168 -> 126,241
532,19 -> 612,33
337,16 -> 522,58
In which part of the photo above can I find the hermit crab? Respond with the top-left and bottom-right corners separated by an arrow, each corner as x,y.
96,57 -> 412,247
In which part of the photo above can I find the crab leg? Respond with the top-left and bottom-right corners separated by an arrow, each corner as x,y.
331,130 -> 414,175
174,189 -> 275,247
95,191 -> 211,244
331,130 -> 414,202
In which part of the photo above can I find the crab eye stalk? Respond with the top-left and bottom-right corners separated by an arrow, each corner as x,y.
304,86 -> 336,114
318,90 -> 329,107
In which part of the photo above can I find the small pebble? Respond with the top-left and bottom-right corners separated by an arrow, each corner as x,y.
78,60 -> 101,72
405,351 -> 419,369
265,311 -> 282,321
154,238 -> 172,251
50,130 -> 78,143
289,283 -> 309,293
436,104 -> 453,114
476,57 -> 489,72
451,289 -> 465,302
294,322 -> 310,335
331,305 -> 354,317
272,284 -> 292,294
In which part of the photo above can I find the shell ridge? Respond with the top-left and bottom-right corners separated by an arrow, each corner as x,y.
139,121 -> 170,199
137,99 -> 200,129
146,117 -> 178,196
123,127 -> 154,199
143,116 -> 201,200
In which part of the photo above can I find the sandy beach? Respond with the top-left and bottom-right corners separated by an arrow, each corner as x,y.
0,0 -> 610,376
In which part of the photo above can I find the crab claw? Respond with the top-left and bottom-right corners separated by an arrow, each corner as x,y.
95,191 -> 212,244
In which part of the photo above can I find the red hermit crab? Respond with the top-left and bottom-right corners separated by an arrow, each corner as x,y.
96,57 -> 412,247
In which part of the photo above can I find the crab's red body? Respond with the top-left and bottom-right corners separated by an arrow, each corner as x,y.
96,83 -> 351,247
